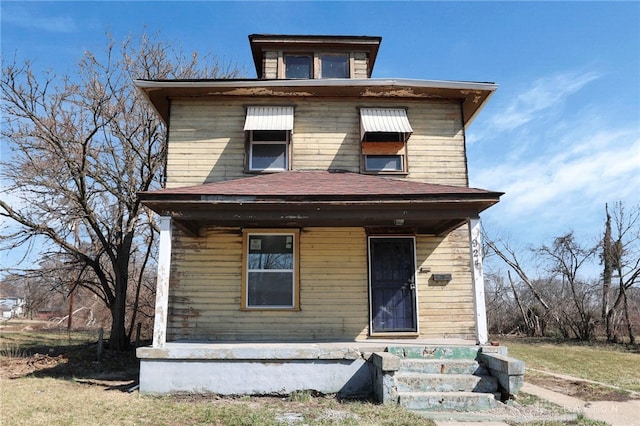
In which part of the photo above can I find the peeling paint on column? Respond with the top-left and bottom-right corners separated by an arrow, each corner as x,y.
153,216 -> 172,348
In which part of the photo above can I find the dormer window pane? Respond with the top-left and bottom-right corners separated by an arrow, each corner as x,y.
320,54 -> 349,78
285,55 -> 312,79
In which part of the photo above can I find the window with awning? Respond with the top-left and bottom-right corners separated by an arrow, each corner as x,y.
359,108 -> 412,173
244,106 -> 294,172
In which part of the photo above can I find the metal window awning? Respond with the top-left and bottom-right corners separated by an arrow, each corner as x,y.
360,108 -> 413,140
244,106 -> 294,131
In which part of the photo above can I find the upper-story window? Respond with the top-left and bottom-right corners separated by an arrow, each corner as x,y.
283,53 -> 350,79
244,106 -> 294,172
360,108 -> 413,174
319,54 -> 349,78
285,54 -> 313,79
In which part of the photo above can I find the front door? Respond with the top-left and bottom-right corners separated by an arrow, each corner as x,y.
369,237 -> 417,334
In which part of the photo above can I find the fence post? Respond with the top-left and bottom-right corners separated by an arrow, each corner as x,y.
97,328 -> 104,362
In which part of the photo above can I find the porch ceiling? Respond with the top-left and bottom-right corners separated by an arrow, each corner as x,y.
139,171 -> 502,236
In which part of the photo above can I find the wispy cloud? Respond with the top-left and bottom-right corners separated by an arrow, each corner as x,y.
2,6 -> 78,33
490,71 -> 602,133
469,69 -> 639,243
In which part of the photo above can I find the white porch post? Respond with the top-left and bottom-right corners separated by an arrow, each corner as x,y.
152,216 -> 172,348
469,218 -> 488,345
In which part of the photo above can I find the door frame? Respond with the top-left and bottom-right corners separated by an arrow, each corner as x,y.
367,235 -> 420,337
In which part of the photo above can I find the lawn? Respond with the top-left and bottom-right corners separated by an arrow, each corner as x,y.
1,321 -> 636,425
500,337 -> 640,393
0,320 -> 435,426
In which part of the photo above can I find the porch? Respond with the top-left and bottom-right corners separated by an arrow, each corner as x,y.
137,339 -> 524,412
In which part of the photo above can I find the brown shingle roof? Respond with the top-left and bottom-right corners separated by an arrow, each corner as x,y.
141,170 -> 500,200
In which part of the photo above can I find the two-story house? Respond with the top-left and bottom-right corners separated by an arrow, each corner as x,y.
135,35 -> 523,411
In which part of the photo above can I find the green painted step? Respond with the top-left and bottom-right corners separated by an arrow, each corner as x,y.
395,373 -> 498,393
399,359 -> 489,375
398,391 -> 498,411
387,346 -> 481,360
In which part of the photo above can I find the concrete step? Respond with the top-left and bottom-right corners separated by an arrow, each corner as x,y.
399,358 -> 490,375
387,346 -> 481,360
398,390 -> 498,411
395,373 -> 499,393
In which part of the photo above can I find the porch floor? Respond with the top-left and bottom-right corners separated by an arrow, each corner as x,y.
137,338 -> 478,360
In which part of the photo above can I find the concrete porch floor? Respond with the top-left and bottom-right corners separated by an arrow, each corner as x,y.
137,338 -> 480,360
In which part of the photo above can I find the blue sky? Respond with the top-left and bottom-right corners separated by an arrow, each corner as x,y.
1,1 -> 639,273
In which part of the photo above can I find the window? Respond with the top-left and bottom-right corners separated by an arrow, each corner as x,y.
360,108 -> 413,174
249,130 -> 289,171
320,54 -> 349,78
365,155 -> 403,172
244,106 -> 294,172
242,230 -> 299,310
285,54 -> 312,79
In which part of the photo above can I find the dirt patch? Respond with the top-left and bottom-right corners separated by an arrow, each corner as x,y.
526,373 -> 635,402
0,353 -> 67,379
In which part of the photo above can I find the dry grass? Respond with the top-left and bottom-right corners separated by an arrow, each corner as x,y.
500,337 -> 640,392
0,321 -> 435,426
0,377 -> 436,426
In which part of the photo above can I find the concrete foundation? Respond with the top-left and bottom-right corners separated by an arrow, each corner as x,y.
137,341 -> 524,405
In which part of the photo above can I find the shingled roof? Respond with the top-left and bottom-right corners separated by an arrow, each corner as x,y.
141,170 -> 500,200
139,171 -> 502,236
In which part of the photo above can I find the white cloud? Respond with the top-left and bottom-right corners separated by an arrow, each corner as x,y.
2,6 -> 77,33
470,69 -> 639,245
490,71 -> 601,133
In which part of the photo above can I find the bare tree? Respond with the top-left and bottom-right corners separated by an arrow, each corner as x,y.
0,32 -> 241,349
602,202 -> 640,344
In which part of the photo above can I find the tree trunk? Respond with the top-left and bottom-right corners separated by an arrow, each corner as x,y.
603,204 -> 614,341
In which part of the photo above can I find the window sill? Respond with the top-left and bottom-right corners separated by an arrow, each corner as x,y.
361,171 -> 409,176
240,307 -> 301,312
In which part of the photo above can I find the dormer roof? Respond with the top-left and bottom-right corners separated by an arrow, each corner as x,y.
248,34 -> 382,78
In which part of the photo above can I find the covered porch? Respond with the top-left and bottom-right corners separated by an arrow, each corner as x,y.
137,170 -> 507,398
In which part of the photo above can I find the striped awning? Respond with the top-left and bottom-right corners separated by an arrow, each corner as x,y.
244,106 -> 294,131
360,108 -> 413,139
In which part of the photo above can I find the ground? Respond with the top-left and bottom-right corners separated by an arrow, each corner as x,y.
1,320 -> 638,425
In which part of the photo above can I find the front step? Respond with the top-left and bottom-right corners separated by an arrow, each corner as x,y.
399,391 -> 498,411
395,372 -> 498,393
388,346 -> 482,360
400,358 -> 489,375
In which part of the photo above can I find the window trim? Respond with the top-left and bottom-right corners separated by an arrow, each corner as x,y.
241,229 -> 300,311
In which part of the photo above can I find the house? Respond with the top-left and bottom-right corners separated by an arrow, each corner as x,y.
135,34 -> 524,411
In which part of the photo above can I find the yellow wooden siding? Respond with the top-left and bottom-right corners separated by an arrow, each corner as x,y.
166,101 -> 247,187
167,225 -> 476,341
167,227 -> 370,341
415,225 -> 476,339
263,51 -> 278,79
352,52 -> 368,78
166,99 -> 467,188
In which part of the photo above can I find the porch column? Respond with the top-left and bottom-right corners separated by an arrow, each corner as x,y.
152,216 -> 172,348
469,218 -> 488,345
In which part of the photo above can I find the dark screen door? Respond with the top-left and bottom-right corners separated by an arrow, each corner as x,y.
369,237 -> 417,333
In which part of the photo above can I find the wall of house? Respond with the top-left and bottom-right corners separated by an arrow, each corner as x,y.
165,98 -> 466,188
166,226 -> 475,341
415,225 -> 476,339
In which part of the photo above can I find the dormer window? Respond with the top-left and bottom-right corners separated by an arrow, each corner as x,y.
320,54 -> 349,78
284,53 -> 350,79
285,54 -> 313,79
359,108 -> 413,174
244,106 -> 294,172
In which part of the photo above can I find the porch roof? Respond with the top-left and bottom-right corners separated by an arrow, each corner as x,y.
139,171 -> 502,236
